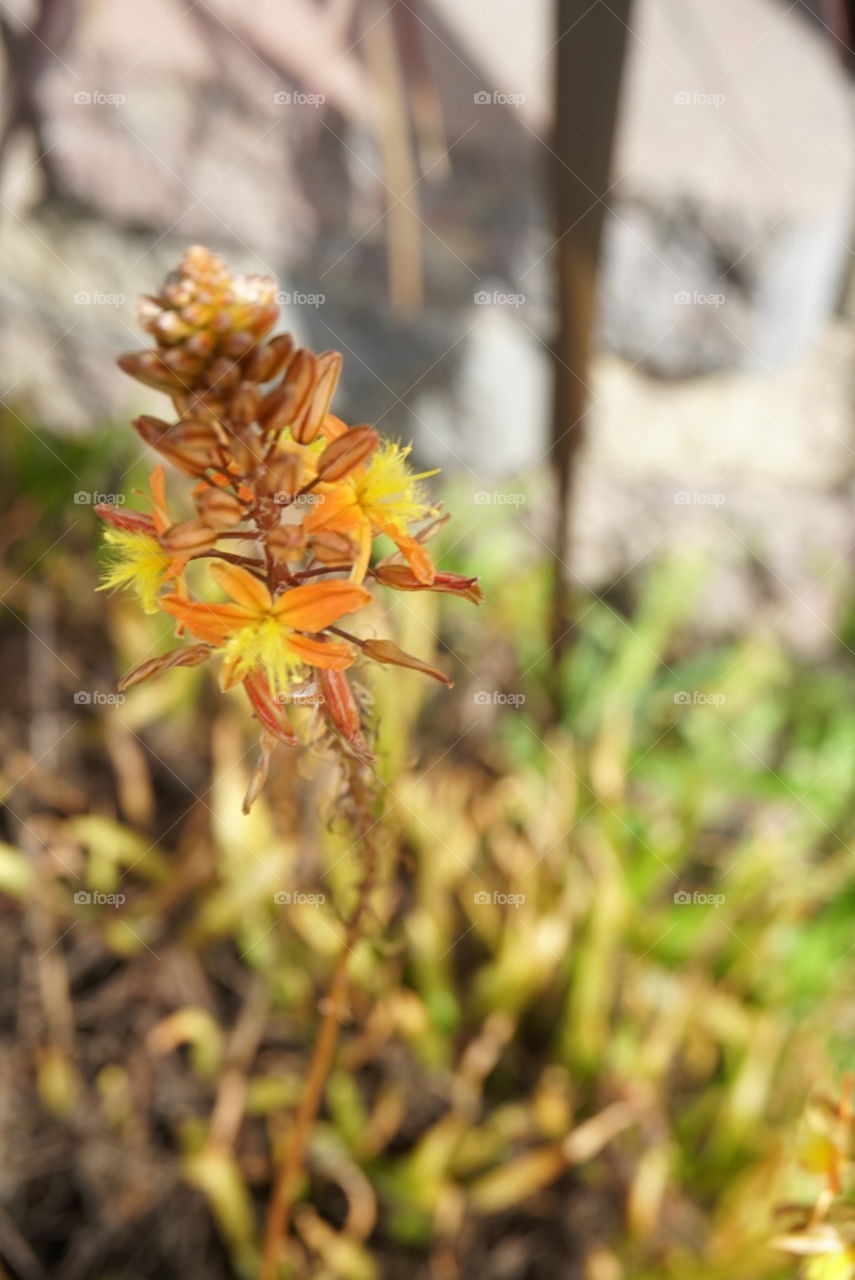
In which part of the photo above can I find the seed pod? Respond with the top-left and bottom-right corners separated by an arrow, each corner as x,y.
292,351 -> 341,445
316,425 -> 379,482
362,637 -> 453,686
159,520 -> 219,553
267,524 -> 306,562
194,487 -> 245,528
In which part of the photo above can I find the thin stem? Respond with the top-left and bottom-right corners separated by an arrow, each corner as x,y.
260,761 -> 379,1280
190,550 -> 267,577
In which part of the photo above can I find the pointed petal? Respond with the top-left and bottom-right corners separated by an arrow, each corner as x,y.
274,581 -> 371,632
287,633 -> 355,670
159,594 -> 251,644
242,732 -> 278,815
208,561 -> 272,612
377,523 -> 436,585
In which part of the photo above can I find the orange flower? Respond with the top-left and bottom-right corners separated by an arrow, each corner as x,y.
304,436 -> 437,585
159,562 -> 371,694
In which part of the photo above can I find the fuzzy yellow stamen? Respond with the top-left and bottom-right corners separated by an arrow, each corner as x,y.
351,442 -> 437,528
97,528 -> 173,615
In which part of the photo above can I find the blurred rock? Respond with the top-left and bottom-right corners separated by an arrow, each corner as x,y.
600,0 -> 855,376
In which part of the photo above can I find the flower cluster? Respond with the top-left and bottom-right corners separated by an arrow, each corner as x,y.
96,246 -> 481,809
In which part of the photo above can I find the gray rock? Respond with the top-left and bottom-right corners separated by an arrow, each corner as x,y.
599,0 -> 855,376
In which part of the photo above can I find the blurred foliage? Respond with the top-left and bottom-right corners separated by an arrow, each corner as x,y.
2,420 -> 855,1279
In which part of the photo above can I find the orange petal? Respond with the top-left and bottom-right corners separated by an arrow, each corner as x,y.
320,412 -> 349,441
303,485 -> 361,534
273,581 -> 371,632
386,526 -> 436,585
208,561 -> 272,612
287,633 -> 355,670
159,594 -> 251,644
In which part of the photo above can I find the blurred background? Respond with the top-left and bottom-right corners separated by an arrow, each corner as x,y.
1,1 -> 855,1278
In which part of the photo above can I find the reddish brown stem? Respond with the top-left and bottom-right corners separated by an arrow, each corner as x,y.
260,762 -> 379,1280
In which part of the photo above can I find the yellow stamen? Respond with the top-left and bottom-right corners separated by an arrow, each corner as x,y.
97,528 -> 172,615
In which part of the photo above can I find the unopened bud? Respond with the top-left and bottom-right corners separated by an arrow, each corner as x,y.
291,352 -> 341,445
194,487 -> 245,528
267,524 -> 306,562
316,426 -> 379,482
361,638 -> 453,686
257,454 -> 304,497
159,520 -> 219,553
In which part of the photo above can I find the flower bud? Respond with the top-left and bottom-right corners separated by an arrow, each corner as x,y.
194,487 -> 245,528
159,520 -> 219,553
373,564 -> 484,604
316,426 -> 380,482
362,638 -> 453,686
267,524 -> 306,562
291,351 -> 341,445
257,454 -> 304,497
319,669 -> 374,760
